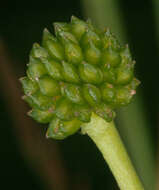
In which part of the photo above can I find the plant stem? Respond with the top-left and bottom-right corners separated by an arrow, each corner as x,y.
82,1 -> 155,188
81,113 -> 144,190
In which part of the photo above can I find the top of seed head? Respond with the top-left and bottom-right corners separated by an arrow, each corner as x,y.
20,16 -> 140,140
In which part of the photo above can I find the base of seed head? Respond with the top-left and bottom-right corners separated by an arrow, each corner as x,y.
20,15 -> 140,140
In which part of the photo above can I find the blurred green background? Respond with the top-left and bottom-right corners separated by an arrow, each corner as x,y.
0,0 -> 157,189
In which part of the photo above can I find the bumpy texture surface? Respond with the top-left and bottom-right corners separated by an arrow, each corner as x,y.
20,16 -> 140,139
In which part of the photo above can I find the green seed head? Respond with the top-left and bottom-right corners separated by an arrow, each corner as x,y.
20,16 -> 140,140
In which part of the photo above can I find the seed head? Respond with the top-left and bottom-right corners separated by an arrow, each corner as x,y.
20,16 -> 140,139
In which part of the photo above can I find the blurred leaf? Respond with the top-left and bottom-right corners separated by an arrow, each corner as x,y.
81,0 -> 156,189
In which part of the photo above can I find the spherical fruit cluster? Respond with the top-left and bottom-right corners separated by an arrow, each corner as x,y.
20,16 -> 140,140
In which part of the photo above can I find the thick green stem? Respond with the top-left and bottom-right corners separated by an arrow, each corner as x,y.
81,113 -> 144,190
